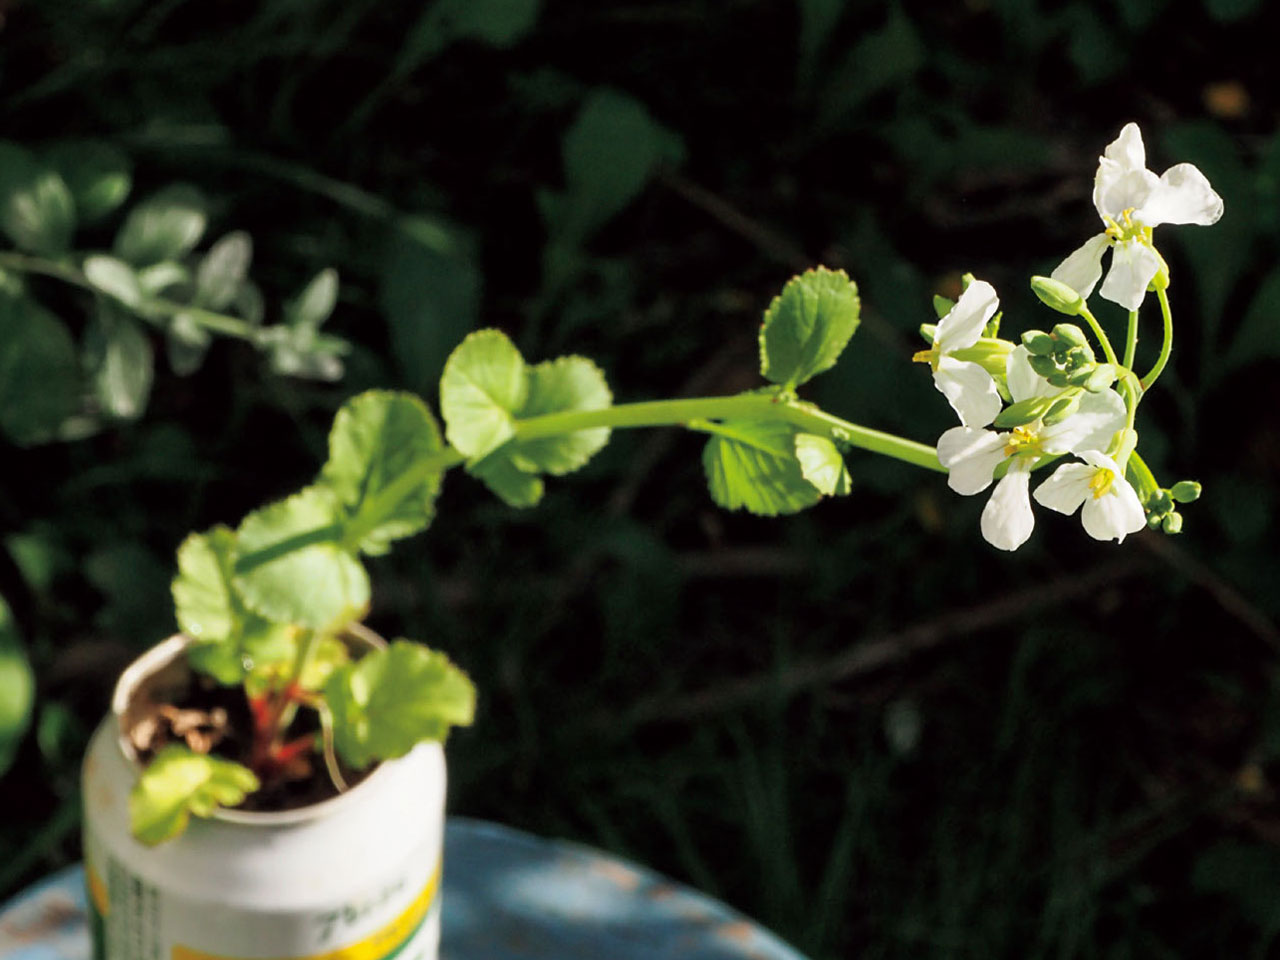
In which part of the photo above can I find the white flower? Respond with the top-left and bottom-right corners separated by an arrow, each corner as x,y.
1033,450 -> 1146,543
1051,122 -> 1223,311
914,279 -> 1001,427
936,347 -> 1126,551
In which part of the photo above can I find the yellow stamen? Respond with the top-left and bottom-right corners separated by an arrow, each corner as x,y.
1003,426 -> 1038,458
1089,468 -> 1115,499
912,347 -> 940,371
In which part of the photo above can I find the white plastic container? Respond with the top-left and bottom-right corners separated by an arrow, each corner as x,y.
82,632 -> 446,960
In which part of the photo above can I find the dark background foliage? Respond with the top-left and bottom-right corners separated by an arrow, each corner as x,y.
2,1 -> 1280,956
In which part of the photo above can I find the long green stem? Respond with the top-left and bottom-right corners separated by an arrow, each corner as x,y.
1123,309 -> 1139,370
0,250 -> 261,342
1077,303 -> 1119,367
1141,287 -> 1173,391
513,394 -> 945,473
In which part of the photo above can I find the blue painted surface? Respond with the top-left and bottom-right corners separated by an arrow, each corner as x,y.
0,818 -> 810,960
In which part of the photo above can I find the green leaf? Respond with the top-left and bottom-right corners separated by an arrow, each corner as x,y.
795,433 -> 852,496
396,0 -> 540,73
263,324 -> 347,381
173,527 -> 295,685
44,140 -> 132,225
84,302 -> 154,420
234,486 -> 369,630
0,596 -> 34,777
167,310 -> 211,377
380,227 -> 481,394
129,745 -> 259,845
0,142 -> 76,256
0,294 -> 80,445
439,329 -> 527,459
325,640 -> 475,770
506,356 -> 611,475
320,390 -> 448,555
549,88 -> 684,242
467,450 -> 545,508
819,6 -> 923,123
759,267 -> 861,389
83,255 -> 144,309
245,634 -> 349,699
194,231 -> 253,311
286,268 -> 339,330
701,420 -> 823,516
137,262 -> 190,298
114,184 -> 208,267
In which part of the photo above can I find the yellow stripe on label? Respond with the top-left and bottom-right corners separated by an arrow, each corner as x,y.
172,861 -> 441,960
87,865 -> 110,917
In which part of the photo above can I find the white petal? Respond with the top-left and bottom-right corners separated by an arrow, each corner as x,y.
935,280 -> 999,352
1099,239 -> 1162,311
980,463 -> 1034,551
1051,234 -> 1110,300
1005,345 -> 1061,404
934,357 -> 1001,427
1038,387 -> 1126,455
937,426 -> 1006,495
1104,123 -> 1146,171
1032,462 -> 1094,515
1094,167 -> 1159,221
1137,163 -> 1224,227
1080,477 -> 1147,542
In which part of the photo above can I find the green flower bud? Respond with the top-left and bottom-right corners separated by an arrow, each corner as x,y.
1029,276 -> 1085,316
1066,365 -> 1096,387
919,322 -> 938,344
1042,391 -> 1083,425
984,311 -> 1001,339
1027,353 -> 1058,377
1051,323 -> 1089,349
993,395 -> 1054,428
1021,330 -> 1055,355
1147,512 -> 1164,530
1170,480 -> 1202,503
1083,364 -> 1117,393
1046,372 -> 1070,388
1151,489 -> 1174,514
932,296 -> 954,320
1162,511 -> 1183,535
960,272 -> 976,292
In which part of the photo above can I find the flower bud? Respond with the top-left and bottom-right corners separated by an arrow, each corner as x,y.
1027,353 -> 1058,378
1083,364 -> 1117,393
1162,511 -> 1183,535
1066,365 -> 1096,387
1151,489 -> 1173,514
919,323 -> 938,344
1170,480 -> 1202,503
1021,330 -> 1055,355
1051,323 -> 1089,349
993,395 -> 1054,428
1147,512 -> 1164,530
1030,276 -> 1085,316
1046,372 -> 1070,388
1042,391 -> 1083,425
932,296 -> 954,320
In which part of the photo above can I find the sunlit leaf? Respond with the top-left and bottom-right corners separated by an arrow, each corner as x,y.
701,420 -> 823,516
44,140 -> 132,225
194,231 -> 253,311
759,267 -> 861,389
795,433 -> 852,496
129,745 -> 259,845
320,390 -> 447,555
439,329 -> 527,459
505,356 -> 611,476
0,596 -> 34,777
83,255 -> 144,309
114,184 -> 208,267
467,450 -> 544,508
326,640 -> 475,770
0,141 -> 76,256
84,302 -> 154,420
244,634 -> 348,699
234,486 -> 369,630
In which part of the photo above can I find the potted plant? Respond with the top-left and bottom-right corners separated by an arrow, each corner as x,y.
74,122 -> 1217,960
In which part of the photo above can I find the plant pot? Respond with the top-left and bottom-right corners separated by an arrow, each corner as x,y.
82,627 -> 446,960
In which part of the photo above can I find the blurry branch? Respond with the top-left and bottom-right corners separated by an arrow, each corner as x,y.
595,557 -> 1146,733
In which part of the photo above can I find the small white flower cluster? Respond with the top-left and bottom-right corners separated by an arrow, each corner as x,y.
921,123 -> 1221,551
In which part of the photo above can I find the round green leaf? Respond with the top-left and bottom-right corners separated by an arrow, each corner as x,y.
0,141 -> 76,256
287,268 -> 339,329
701,420 -> 823,516
468,450 -> 544,508
794,433 -> 852,496
234,486 -> 369,630
759,267 -> 861,389
114,184 -> 208,267
129,745 -> 259,845
44,140 -> 132,225
194,231 -> 253,311
321,390 -> 447,555
440,329 -> 527,459
508,355 -> 612,476
83,255 -> 144,309
326,640 -> 476,770
84,303 -> 154,421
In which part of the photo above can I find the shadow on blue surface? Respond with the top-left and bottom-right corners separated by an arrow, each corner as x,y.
0,818 -> 810,960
